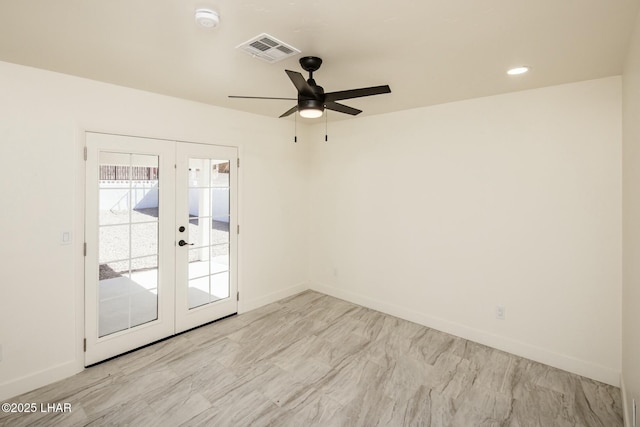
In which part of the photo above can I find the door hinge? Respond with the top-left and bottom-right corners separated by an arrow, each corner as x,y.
237,291 -> 239,301
237,224 -> 240,234
237,158 -> 240,168
83,147 -> 87,161
83,338 -> 86,352
83,242 -> 87,256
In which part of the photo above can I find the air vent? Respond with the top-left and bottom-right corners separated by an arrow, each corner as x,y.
236,33 -> 301,63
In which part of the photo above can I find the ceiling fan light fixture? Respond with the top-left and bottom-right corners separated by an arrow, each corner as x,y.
195,9 -> 220,28
299,108 -> 323,119
298,99 -> 324,118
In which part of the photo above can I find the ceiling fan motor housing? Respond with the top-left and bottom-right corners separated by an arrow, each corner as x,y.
299,75 -> 325,113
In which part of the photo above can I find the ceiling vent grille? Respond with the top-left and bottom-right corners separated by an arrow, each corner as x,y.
236,33 -> 301,63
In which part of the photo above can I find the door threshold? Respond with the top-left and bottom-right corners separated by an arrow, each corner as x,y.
85,312 -> 237,368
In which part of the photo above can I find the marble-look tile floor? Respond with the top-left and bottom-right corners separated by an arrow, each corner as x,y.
0,291 -> 622,427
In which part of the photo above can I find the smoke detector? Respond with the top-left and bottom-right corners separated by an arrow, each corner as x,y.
195,9 -> 219,28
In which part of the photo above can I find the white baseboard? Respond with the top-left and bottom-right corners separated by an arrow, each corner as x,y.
240,282 -> 309,313
309,282 -> 620,387
0,360 -> 82,401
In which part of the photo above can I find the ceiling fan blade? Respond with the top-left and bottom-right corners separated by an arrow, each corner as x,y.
324,101 -> 362,116
279,105 -> 299,118
285,70 -> 315,97
324,85 -> 391,102
229,95 -> 296,100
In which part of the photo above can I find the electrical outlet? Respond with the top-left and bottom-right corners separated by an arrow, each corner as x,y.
496,305 -> 506,320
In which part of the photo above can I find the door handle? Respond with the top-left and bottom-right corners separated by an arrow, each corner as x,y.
178,240 -> 194,247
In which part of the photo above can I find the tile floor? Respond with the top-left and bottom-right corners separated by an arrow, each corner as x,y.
0,291 -> 623,426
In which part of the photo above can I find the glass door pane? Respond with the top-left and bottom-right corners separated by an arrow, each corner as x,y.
98,152 -> 160,337
186,159 -> 231,309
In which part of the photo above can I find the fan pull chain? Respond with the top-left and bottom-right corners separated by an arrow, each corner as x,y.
294,111 -> 297,143
325,110 -> 328,142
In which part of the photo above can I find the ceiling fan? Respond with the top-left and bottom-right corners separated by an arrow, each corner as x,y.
229,56 -> 391,119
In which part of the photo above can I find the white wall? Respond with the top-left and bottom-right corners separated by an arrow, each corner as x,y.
308,77 -> 622,386
622,7 -> 640,426
0,61 -> 310,400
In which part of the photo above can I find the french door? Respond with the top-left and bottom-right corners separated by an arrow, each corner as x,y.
84,132 -> 238,365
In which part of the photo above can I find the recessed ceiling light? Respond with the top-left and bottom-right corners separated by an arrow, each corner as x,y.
195,9 -> 219,28
507,66 -> 530,75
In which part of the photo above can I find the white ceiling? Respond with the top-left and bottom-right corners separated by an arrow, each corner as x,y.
0,0 -> 638,121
